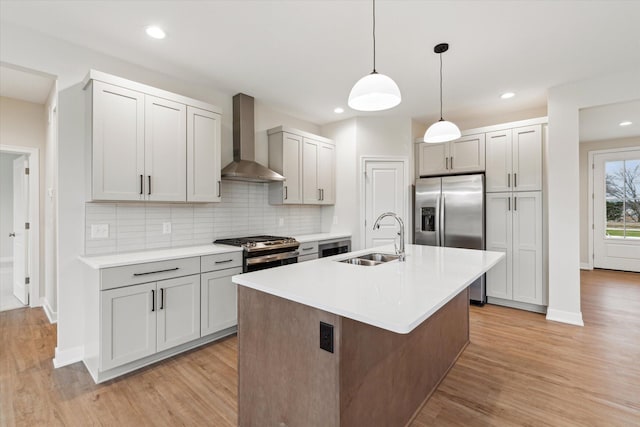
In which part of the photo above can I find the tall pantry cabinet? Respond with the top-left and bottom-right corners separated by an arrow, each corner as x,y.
485,123 -> 546,312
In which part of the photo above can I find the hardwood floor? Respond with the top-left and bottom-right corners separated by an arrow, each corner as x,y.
1,269 -> 639,426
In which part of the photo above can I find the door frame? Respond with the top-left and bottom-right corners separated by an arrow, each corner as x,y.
587,146 -> 640,270
359,156 -> 410,250
0,144 -> 40,307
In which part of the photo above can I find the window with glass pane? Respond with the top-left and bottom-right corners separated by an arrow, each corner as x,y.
605,159 -> 640,239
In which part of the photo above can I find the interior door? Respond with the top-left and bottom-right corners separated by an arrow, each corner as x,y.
593,150 -> 640,272
364,160 -> 406,249
12,155 -> 28,305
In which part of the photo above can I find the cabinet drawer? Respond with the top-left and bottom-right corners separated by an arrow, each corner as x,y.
298,241 -> 319,255
299,253 -> 319,262
201,251 -> 243,273
101,257 -> 200,290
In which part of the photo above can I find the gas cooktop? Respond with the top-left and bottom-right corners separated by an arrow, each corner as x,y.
214,235 -> 299,252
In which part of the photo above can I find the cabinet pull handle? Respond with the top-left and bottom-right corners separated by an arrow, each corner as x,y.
215,259 -> 233,264
508,197 -> 511,211
514,196 -> 517,211
148,175 -> 151,195
450,157 -> 454,169
321,189 -> 324,201
284,186 -> 288,200
445,157 -> 449,170
151,289 -> 155,312
140,174 -> 144,195
133,267 -> 179,277
507,173 -> 511,188
217,181 -> 221,198
302,246 -> 314,251
514,173 -> 517,188
160,288 -> 164,310
318,189 -> 322,201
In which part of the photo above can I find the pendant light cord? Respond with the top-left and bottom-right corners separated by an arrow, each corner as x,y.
372,0 -> 376,73
439,52 -> 443,121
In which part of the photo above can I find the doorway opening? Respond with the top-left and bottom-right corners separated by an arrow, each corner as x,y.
0,147 -> 39,311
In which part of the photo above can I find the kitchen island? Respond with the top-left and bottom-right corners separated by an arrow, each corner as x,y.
233,244 -> 504,427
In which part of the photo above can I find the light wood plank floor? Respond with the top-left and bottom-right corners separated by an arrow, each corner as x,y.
1,269 -> 638,426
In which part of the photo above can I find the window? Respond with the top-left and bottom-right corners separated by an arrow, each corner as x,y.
605,159 -> 640,239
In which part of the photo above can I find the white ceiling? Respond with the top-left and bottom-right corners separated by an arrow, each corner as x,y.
0,64 -> 55,104
580,100 -> 640,143
0,0 -> 639,126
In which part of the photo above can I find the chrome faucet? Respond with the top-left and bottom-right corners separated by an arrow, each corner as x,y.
372,212 -> 406,261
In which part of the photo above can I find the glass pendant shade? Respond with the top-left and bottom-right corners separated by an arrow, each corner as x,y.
424,119 -> 461,143
348,72 -> 402,112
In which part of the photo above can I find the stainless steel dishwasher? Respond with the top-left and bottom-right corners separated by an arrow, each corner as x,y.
318,238 -> 351,258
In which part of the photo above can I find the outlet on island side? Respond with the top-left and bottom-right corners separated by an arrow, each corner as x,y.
320,322 -> 334,353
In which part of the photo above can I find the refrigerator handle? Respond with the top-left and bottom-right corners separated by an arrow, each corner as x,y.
440,194 -> 446,246
435,194 -> 441,246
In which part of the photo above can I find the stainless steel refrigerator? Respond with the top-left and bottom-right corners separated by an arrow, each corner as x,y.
414,174 -> 486,303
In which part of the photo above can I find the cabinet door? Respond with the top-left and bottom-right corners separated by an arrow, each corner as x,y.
144,96 -> 187,202
512,192 -> 543,304
92,81 -> 145,201
302,138 -> 320,204
417,142 -> 449,176
512,125 -> 542,192
485,130 -> 513,193
486,193 -> 513,300
187,106 -> 221,202
156,274 -> 201,352
318,142 -> 336,204
450,134 -> 485,173
201,267 -> 242,336
282,133 -> 303,204
101,282 -> 156,370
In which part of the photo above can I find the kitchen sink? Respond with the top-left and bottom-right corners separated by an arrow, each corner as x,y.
339,252 -> 400,266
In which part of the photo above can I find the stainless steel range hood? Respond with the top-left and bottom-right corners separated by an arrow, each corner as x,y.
221,93 -> 285,183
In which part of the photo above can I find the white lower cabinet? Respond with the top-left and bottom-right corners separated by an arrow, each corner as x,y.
201,267 -> 242,336
486,191 -> 544,309
156,275 -> 201,352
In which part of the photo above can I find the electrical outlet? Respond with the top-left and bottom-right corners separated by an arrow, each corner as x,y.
320,322 -> 334,353
162,222 -> 172,234
91,224 -> 109,239
333,215 -> 338,225
278,217 -> 284,227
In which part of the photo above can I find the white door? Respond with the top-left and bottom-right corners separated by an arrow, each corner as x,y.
364,160 -> 406,249
512,125 -> 542,192
302,138 -> 320,204
512,192 -> 543,304
593,150 -> 640,272
318,142 -> 335,204
201,267 -> 242,336
144,95 -> 187,202
486,193 -> 512,300
485,130 -> 512,193
282,132 -> 303,204
449,134 -> 485,173
12,156 -> 28,305
156,274 -> 201,352
187,106 -> 221,202
417,142 -> 448,176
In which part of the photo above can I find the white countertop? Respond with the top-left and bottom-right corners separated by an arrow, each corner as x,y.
78,244 -> 243,269
293,232 -> 351,243
233,244 -> 504,334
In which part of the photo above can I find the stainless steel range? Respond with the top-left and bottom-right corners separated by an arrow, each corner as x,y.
214,235 -> 300,272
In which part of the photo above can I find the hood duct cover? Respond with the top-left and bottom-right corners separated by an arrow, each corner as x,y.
221,93 -> 285,183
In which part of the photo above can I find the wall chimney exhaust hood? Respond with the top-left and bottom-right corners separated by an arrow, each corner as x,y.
221,93 -> 285,183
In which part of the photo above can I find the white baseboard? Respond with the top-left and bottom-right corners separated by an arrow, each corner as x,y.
546,308 -> 584,326
42,299 -> 57,324
580,262 -> 593,270
53,345 -> 84,368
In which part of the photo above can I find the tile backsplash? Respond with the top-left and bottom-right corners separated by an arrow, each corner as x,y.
85,181 -> 323,255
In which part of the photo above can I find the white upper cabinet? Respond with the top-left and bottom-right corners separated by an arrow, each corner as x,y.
486,125 -> 541,193
145,96 -> 186,202
86,71 -> 222,203
91,81 -> 145,201
187,106 -> 222,202
269,126 -> 335,205
416,133 -> 485,177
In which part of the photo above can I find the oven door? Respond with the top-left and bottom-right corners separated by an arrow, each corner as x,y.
245,250 -> 299,272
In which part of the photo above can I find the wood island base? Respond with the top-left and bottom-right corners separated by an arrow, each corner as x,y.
238,287 -> 470,427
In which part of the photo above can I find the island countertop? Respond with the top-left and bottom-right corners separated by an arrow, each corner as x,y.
233,244 -> 504,334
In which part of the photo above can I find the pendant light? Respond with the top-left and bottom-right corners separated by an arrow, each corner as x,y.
424,43 -> 461,143
348,0 -> 401,112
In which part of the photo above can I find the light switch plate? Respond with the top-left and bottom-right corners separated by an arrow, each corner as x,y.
162,222 -> 172,234
333,215 -> 338,225
91,224 -> 109,239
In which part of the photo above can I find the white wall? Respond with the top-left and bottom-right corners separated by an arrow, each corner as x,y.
44,83 -> 58,320
0,152 -> 20,261
579,136 -> 640,265
546,67 -> 640,326
0,97 -> 46,297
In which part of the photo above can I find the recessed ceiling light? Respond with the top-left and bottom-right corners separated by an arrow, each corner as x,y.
500,92 -> 515,99
334,107 -> 344,114
145,26 -> 166,39
619,121 -> 632,127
